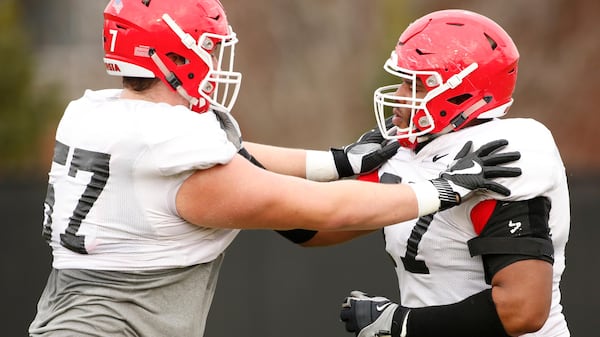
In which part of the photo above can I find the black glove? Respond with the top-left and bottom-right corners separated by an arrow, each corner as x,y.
340,291 -> 409,337
332,117 -> 399,178
430,139 -> 521,210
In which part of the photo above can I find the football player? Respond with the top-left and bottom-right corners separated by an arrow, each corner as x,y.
286,9 -> 570,337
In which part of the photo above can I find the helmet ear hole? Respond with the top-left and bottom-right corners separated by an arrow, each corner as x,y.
166,53 -> 187,66
447,93 -> 472,105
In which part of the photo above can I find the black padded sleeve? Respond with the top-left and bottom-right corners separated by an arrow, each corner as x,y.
467,196 -> 554,283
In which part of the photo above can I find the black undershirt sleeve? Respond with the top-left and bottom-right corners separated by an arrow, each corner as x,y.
392,289 -> 510,337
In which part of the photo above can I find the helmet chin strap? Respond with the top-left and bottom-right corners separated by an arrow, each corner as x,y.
408,96 -> 491,148
437,96 -> 491,135
149,49 -> 203,108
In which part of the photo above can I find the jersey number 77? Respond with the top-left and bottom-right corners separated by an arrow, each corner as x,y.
42,141 -> 111,254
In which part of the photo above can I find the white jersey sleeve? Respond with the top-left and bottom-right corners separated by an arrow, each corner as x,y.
43,89 -> 240,270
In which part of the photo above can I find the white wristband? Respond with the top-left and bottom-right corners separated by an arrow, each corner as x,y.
305,150 -> 339,182
409,181 -> 441,217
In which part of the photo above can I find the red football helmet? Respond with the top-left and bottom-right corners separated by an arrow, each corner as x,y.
374,9 -> 519,143
103,0 -> 241,113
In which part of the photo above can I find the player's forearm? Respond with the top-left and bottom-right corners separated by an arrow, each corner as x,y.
242,141 -> 348,182
242,141 -> 308,178
231,176 -> 422,231
177,155 -> 438,231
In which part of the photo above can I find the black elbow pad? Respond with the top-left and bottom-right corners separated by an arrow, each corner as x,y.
275,229 -> 318,244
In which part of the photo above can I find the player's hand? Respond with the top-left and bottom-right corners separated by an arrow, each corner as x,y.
340,291 -> 409,337
430,139 -> 521,210
331,117 -> 399,178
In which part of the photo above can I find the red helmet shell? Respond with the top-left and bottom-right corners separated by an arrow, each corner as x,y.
103,0 -> 236,112
395,9 -> 519,134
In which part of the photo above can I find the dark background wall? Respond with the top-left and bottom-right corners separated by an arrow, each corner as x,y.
3,174 -> 598,336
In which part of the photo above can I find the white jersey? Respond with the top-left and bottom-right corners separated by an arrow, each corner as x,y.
377,118 -> 570,336
42,89 -> 240,270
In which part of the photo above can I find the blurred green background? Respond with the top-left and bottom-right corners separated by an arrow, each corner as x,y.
2,0 -> 598,336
